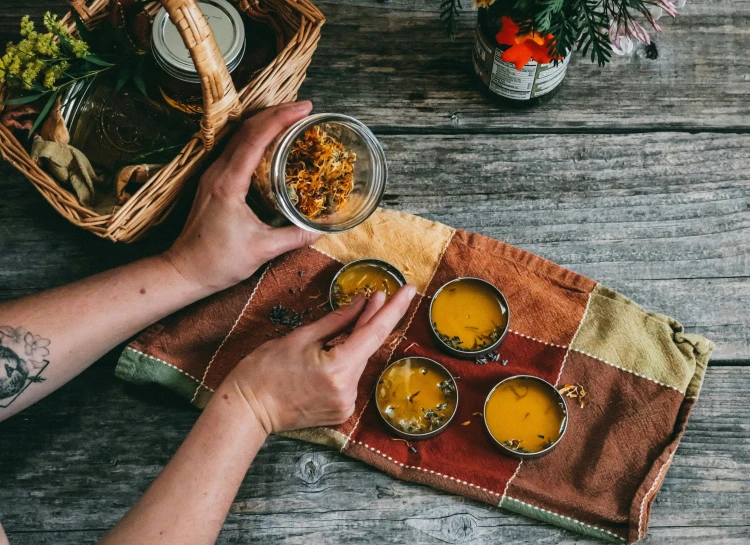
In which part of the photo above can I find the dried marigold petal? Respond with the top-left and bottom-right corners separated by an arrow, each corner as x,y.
286,125 -> 356,220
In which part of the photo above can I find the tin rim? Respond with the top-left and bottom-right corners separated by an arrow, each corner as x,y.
152,0 -> 246,83
270,113 -> 387,234
428,277 -> 510,359
329,258 -> 407,311
483,375 -> 568,459
374,357 -> 459,441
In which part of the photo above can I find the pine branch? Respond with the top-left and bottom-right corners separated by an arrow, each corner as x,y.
575,0 -> 611,66
439,0 -> 463,39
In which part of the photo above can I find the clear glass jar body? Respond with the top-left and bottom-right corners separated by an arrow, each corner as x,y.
249,113 -> 387,233
473,6 -> 569,107
62,74 -> 199,170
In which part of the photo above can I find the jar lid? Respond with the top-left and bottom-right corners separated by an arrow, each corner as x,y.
151,0 -> 246,84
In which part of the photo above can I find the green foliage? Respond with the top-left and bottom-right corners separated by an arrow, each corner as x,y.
439,0 -> 463,39
438,0 -> 662,66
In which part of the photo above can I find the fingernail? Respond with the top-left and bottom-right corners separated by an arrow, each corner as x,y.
292,100 -> 312,112
405,285 -> 417,299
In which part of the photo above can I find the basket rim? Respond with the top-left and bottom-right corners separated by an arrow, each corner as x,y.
0,0 -> 325,242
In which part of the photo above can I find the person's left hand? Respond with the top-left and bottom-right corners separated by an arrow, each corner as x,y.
164,101 -> 319,295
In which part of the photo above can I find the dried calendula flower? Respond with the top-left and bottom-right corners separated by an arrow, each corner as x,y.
286,125 -> 356,220
558,383 -> 587,408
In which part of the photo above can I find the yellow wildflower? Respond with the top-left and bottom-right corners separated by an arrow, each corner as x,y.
70,39 -> 89,59
34,33 -> 60,57
473,0 -> 496,7
8,56 -> 22,77
20,15 -> 35,37
21,59 -> 44,89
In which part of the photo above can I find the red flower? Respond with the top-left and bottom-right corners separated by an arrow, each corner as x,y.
495,17 -> 560,70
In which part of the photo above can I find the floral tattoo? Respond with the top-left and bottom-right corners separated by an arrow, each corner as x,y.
0,326 -> 49,408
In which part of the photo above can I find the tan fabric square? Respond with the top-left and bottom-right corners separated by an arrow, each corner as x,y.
571,285 -> 713,393
312,208 -> 454,294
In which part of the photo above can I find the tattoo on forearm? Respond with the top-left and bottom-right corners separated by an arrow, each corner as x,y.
0,326 -> 49,408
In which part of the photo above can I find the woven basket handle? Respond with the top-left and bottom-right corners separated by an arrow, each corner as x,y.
68,0 -> 242,150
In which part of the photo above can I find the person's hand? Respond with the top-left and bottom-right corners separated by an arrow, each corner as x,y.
164,101 -> 319,294
222,285 -> 418,434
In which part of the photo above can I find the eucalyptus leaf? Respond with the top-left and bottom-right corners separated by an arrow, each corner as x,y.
74,15 -> 94,42
133,56 -> 148,97
30,90 -> 60,135
114,63 -> 132,93
0,92 -> 48,106
83,54 -> 114,67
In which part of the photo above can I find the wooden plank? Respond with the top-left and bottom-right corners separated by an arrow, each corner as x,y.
0,361 -> 747,543
2,131 -> 746,358
2,1 -> 750,132
294,1 -> 750,131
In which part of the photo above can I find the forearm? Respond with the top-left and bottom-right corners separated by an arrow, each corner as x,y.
0,254 -> 209,420
99,382 -> 267,545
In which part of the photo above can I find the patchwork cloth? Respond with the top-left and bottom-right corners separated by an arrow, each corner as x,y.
116,209 -> 712,543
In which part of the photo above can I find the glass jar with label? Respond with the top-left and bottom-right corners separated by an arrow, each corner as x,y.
472,4 -> 570,107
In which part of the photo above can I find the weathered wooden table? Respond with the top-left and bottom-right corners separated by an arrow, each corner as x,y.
1,1 -> 748,543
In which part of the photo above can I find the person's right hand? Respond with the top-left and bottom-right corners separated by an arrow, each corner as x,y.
221,284 -> 417,434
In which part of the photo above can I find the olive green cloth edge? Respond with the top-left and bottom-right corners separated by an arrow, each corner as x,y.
572,285 -> 713,395
116,347 -> 348,448
499,497 -> 626,543
116,347 -> 213,408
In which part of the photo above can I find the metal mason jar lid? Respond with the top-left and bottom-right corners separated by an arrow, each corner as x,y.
151,0 -> 246,84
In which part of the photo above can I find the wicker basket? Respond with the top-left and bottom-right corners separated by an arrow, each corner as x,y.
0,0 -> 324,242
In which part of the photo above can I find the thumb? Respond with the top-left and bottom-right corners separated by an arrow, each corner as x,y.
263,225 -> 321,259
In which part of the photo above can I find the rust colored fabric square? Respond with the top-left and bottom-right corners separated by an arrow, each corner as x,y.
116,209 -> 712,543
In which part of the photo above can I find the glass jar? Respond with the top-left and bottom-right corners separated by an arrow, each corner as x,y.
248,114 -> 387,233
151,0 -> 246,115
60,73 -> 199,171
472,4 -> 570,107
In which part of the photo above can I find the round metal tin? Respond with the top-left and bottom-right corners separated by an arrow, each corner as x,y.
483,375 -> 568,460
428,277 -> 510,359
375,357 -> 459,441
329,258 -> 407,311
152,0 -> 246,83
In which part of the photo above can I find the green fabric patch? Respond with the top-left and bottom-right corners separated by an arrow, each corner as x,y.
571,285 -> 713,393
116,347 -> 213,408
500,496 -> 626,543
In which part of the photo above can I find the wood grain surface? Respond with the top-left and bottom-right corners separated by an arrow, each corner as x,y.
0,0 -> 747,543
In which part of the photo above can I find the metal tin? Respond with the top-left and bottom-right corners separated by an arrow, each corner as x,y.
375,357 -> 459,441
329,258 -> 407,311
152,0 -> 246,83
483,375 -> 568,460
429,277 -> 510,359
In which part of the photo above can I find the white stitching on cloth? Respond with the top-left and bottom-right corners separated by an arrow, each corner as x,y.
353,441 -> 502,496
124,347 -> 213,392
554,289 -> 595,387
571,348 -> 684,393
500,460 -> 523,503
503,496 -> 627,542
310,245 -> 341,263
190,266 -> 271,403
352,440 -> 625,542
509,329 -> 568,350
638,448 -> 676,540
342,229 -> 456,450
